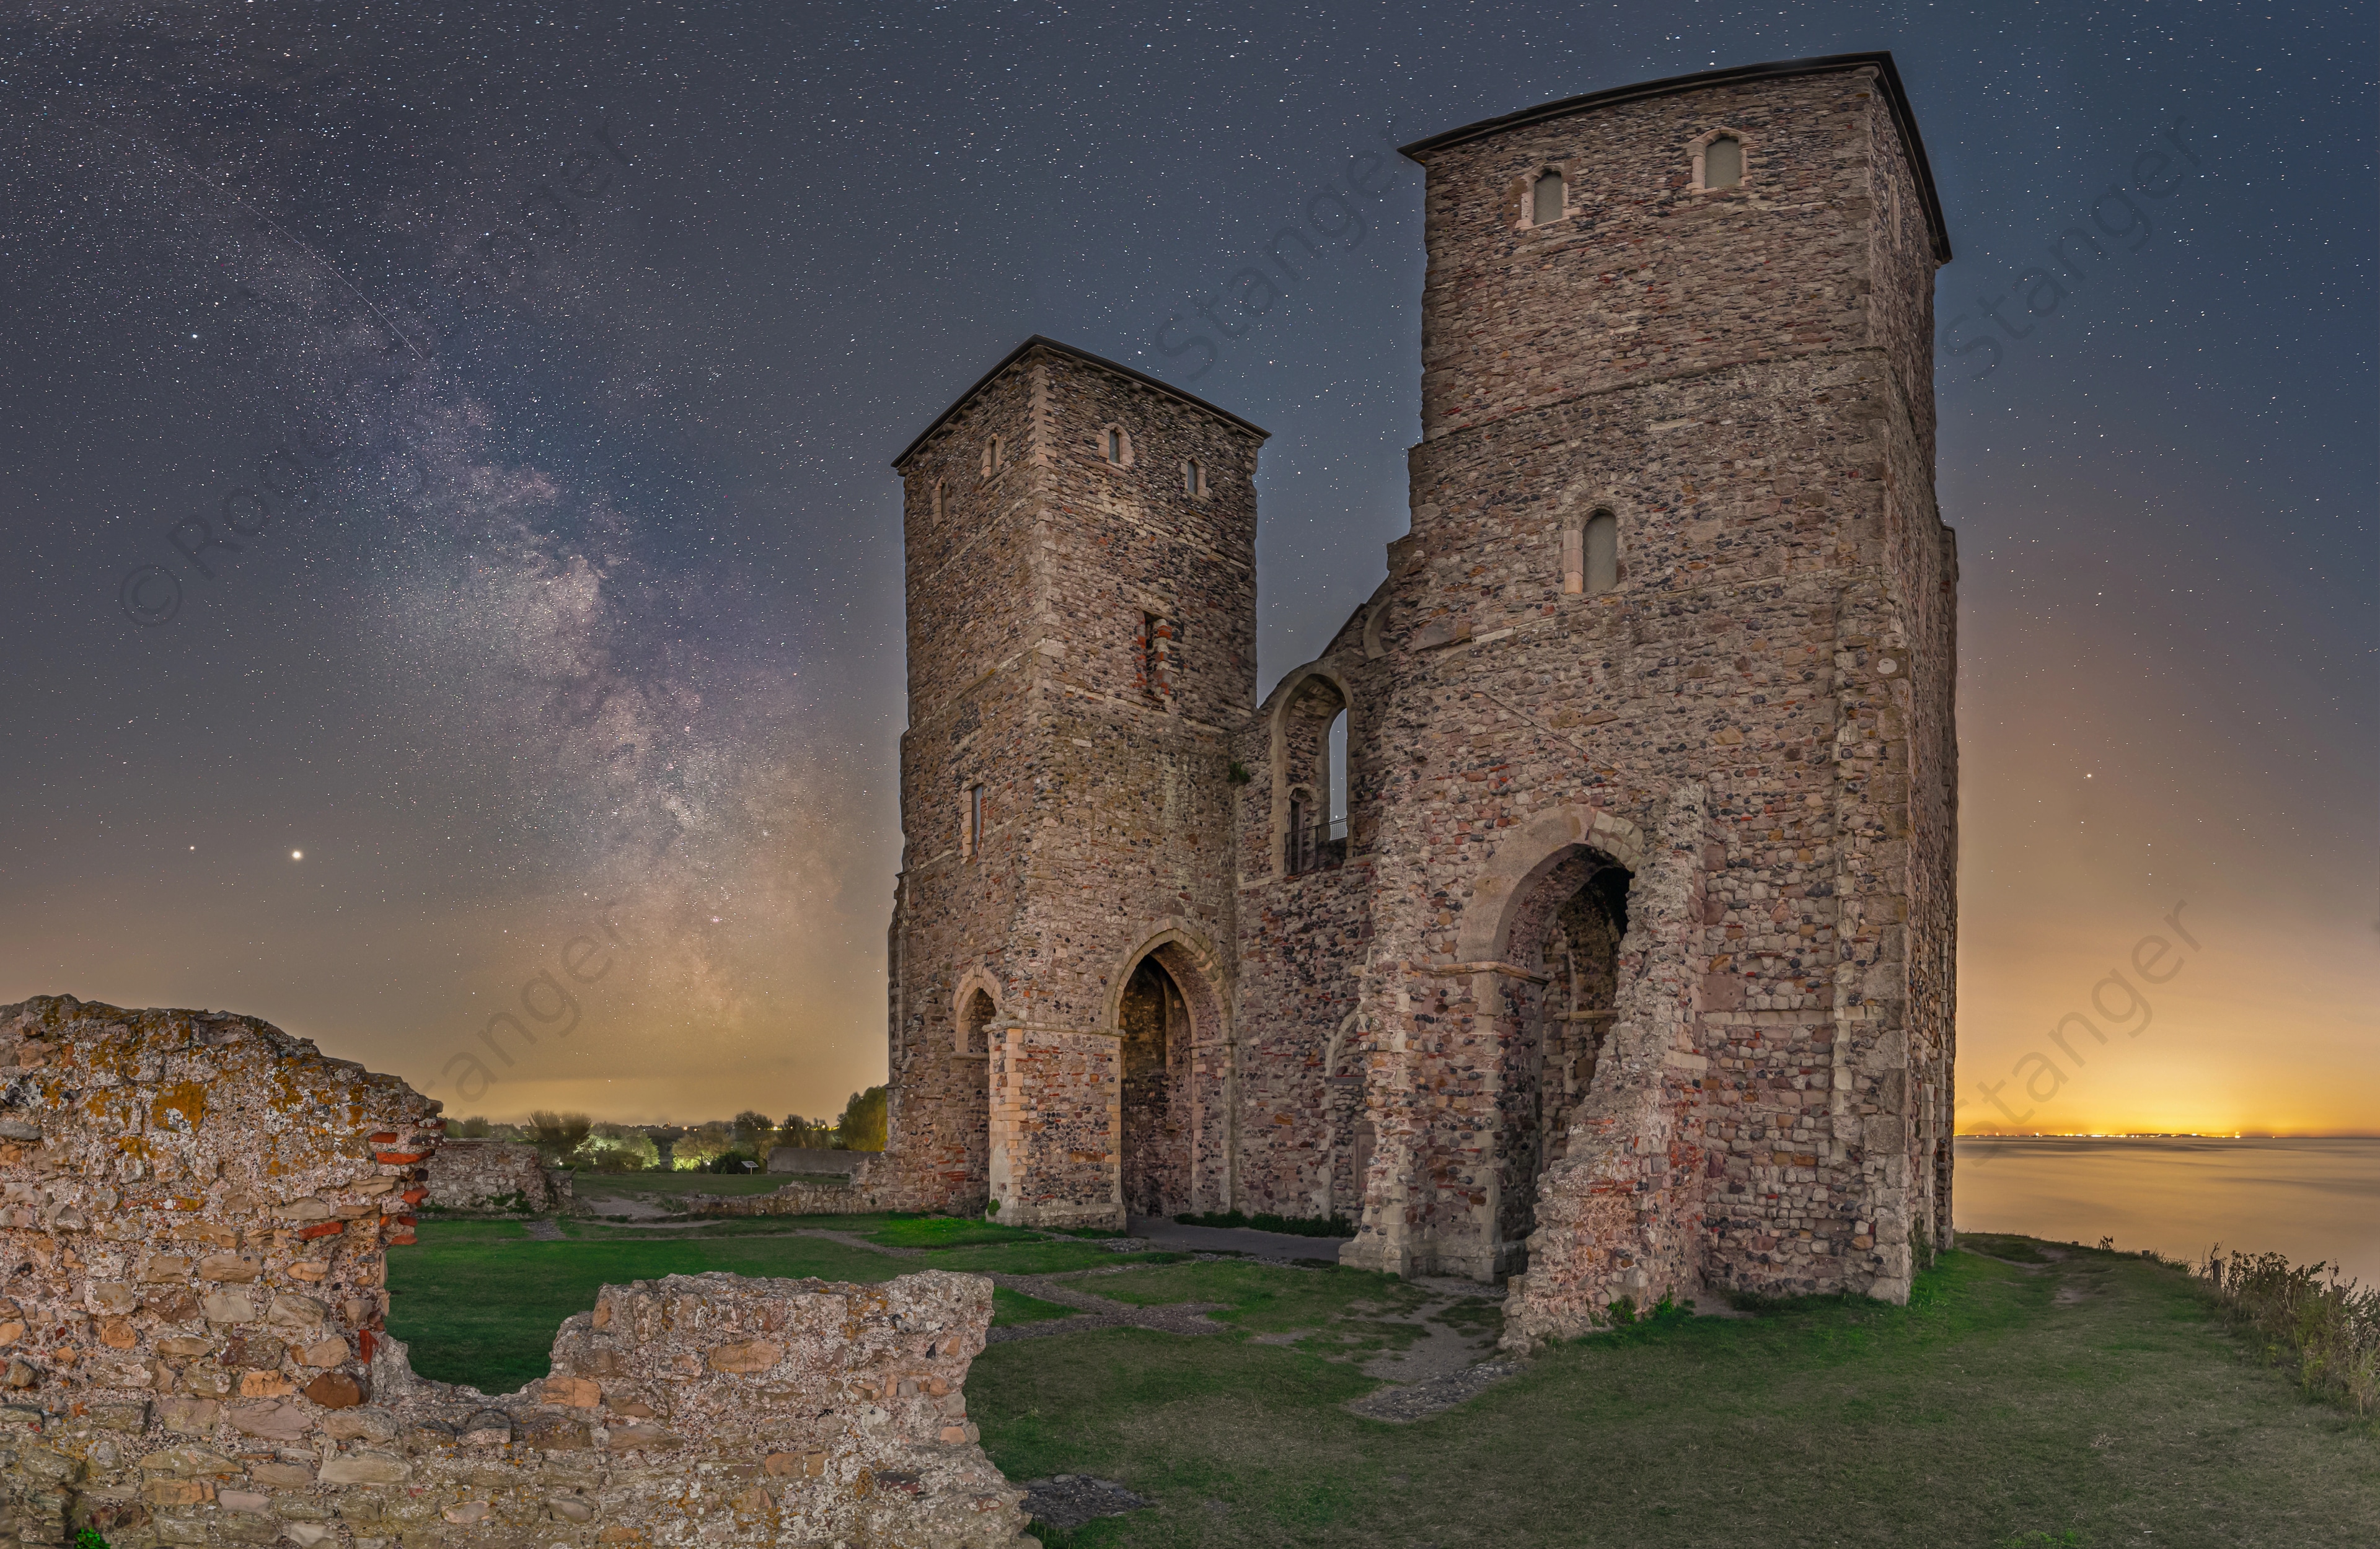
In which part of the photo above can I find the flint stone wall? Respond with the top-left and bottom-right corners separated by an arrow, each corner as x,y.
423,1141 -> 568,1214
0,997 -> 1029,1549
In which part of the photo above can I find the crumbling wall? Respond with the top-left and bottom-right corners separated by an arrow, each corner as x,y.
424,1140 -> 568,1214
1501,794 -> 1714,1348
0,997 -> 1030,1548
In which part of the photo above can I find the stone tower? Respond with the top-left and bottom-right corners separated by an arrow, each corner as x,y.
885,337 -> 1267,1227
1328,53 -> 1955,1320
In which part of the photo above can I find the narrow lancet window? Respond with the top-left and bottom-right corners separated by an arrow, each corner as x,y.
1584,511 -> 1618,595
1532,170 -> 1564,225
1704,136 -> 1742,190
1184,459 -> 1202,495
1107,428 -> 1124,463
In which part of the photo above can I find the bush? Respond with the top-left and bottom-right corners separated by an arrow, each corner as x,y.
525,1110 -> 593,1167
2198,1246 -> 2380,1415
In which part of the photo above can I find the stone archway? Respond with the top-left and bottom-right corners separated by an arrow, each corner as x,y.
1104,925 -> 1232,1216
1491,849 -> 1631,1262
1117,957 -> 1190,1217
1454,805 -> 1646,1277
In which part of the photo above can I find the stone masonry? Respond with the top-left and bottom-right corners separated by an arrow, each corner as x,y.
422,1141 -> 568,1215
0,996 -> 1030,1549
860,52 -> 1959,1340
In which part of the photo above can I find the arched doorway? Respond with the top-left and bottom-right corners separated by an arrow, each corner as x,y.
959,988 -> 997,1200
1117,956 -> 1192,1218
1495,850 -> 1629,1263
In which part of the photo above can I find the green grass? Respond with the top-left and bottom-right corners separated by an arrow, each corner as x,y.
387,1227 -> 2380,1545
386,1218 -> 1170,1391
968,1244 -> 2380,1547
994,1287 -> 1081,1327
863,1216 -> 1048,1250
1078,1258 -> 1473,1358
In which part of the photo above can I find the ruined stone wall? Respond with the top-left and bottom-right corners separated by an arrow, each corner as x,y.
988,1030 -> 1119,1231
1501,794 -> 1717,1346
423,1141 -> 563,1214
1228,600 -> 1391,1221
0,998 -> 1028,1548
1336,62 -> 1952,1305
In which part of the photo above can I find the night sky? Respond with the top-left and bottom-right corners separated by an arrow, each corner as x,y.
2,2 -> 2370,1132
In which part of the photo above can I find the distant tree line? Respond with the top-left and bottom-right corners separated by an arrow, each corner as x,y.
448,1087 -> 888,1172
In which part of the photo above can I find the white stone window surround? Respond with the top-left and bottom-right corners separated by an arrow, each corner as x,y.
1181,457 -> 1207,497
1689,126 -> 1753,193
981,434 -> 1010,478
1518,164 -> 1573,230
1098,422 -> 1135,468
1558,506 -> 1623,595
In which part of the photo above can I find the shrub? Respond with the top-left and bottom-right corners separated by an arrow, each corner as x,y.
2198,1246 -> 2380,1415
525,1110 -> 593,1167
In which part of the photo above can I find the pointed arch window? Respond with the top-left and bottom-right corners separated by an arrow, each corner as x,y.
1531,169 -> 1566,226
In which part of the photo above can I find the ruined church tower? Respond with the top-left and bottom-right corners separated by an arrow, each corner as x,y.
878,54 -> 1958,1338
885,338 -> 1266,1226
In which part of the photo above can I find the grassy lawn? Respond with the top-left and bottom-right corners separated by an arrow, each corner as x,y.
971,1242 -> 2380,1548
995,1287 -> 1082,1325
386,1216 -> 1161,1392
387,1224 -> 2378,1545
1081,1259 -> 1484,1359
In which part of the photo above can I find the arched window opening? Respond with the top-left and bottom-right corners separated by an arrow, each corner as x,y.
1327,708 -> 1348,848
1532,169 -> 1565,226
1584,510 -> 1619,595
963,783 -> 985,858
1280,674 -> 1351,875
1703,135 -> 1742,190
1106,428 -> 1124,463
982,436 -> 1005,476
932,478 -> 946,520
1183,458 -> 1204,496
961,988 -> 996,1057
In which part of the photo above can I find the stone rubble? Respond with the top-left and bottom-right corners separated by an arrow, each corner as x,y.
0,996 -> 1033,1549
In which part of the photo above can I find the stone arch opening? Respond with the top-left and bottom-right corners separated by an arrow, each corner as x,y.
1274,670 -> 1351,874
953,981 -> 998,1200
1117,956 -> 1193,1218
1489,846 -> 1631,1267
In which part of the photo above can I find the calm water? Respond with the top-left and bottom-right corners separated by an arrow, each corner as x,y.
1953,1137 -> 2380,1286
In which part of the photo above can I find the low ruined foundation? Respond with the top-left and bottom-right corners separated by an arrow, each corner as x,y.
0,996 -> 1031,1549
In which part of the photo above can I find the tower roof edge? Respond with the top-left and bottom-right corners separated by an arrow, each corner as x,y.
1398,51 -> 1951,263
891,335 -> 1271,470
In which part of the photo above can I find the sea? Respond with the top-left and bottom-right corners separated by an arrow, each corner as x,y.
1952,1136 -> 2380,1288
